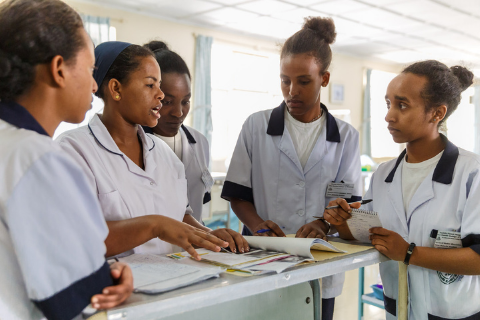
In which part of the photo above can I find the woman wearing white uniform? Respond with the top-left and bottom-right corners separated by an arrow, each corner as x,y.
141,41 -> 248,253
325,60 -> 480,320
221,17 -> 362,320
57,41 -> 245,258
0,1 -> 133,318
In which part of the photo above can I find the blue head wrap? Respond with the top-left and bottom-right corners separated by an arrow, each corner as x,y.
93,41 -> 132,92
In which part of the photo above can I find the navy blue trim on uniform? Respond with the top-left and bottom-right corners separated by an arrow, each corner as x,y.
142,125 -> 153,134
462,234 -> 480,255
383,293 -> 396,316
0,101 -> 49,136
147,134 -> 156,151
34,262 -> 112,320
88,124 -> 123,156
428,310 -> 480,320
385,135 -> 459,184
266,101 -> 341,142
221,181 -> 254,204
203,192 -> 211,204
181,125 -> 197,144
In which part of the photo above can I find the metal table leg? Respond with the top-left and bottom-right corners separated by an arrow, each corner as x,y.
309,279 -> 322,320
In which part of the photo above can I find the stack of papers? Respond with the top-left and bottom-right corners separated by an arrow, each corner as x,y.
119,254 -> 223,294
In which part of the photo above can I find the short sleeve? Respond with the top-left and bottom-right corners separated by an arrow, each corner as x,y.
460,167 -> 480,255
336,129 -> 363,202
6,151 -> 112,320
221,117 -> 254,203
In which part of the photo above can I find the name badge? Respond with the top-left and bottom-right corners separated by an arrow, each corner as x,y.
201,169 -> 214,191
434,231 -> 462,249
325,182 -> 354,198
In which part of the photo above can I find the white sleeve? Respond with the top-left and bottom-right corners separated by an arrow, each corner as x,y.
460,166 -> 480,255
336,129 -> 363,201
6,151 -> 112,319
221,117 -> 254,203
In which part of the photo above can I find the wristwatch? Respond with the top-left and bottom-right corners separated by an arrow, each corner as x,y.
317,217 -> 331,235
403,242 -> 416,265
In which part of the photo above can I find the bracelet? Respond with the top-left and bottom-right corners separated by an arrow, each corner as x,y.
317,217 -> 331,235
403,242 -> 416,265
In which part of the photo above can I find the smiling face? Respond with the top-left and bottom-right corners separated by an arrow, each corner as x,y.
385,73 -> 439,144
152,72 -> 191,137
115,56 -> 164,128
280,53 -> 329,122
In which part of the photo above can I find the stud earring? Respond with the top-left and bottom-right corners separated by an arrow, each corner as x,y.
433,118 -> 437,122
115,95 -> 120,100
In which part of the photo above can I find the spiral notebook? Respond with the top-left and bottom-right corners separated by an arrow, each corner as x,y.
346,208 -> 382,243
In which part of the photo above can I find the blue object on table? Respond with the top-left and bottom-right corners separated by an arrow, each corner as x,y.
256,228 -> 271,233
370,284 -> 384,300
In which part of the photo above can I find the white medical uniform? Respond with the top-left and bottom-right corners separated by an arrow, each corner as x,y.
362,137 -> 480,320
0,101 -> 112,320
146,125 -> 213,223
57,114 -> 189,256
222,102 -> 362,298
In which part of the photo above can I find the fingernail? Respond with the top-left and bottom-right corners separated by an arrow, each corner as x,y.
93,304 -> 100,309
240,248 -> 244,253
103,289 -> 109,294
348,210 -> 352,213
247,247 -> 250,251
233,248 -> 237,253
92,297 -> 98,303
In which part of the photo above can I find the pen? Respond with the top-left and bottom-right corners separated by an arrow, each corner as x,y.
324,199 -> 373,210
256,228 -> 271,234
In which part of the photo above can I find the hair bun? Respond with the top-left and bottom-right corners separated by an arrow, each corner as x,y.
303,16 -> 336,45
144,40 -> 169,52
450,66 -> 474,91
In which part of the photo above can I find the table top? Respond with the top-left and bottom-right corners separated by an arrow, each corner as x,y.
107,241 -> 388,320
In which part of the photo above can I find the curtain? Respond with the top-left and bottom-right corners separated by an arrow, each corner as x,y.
474,85 -> 480,154
361,69 -> 372,156
80,14 -> 110,46
193,35 -> 214,147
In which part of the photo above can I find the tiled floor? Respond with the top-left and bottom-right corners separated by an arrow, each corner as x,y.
333,264 -> 386,320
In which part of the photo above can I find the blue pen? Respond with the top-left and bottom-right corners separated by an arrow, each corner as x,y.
256,228 -> 271,233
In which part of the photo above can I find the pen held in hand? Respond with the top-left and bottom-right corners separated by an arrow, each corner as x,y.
256,228 -> 272,234
324,199 -> 373,210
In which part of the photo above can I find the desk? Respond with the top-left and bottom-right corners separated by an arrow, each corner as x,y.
107,243 -> 388,320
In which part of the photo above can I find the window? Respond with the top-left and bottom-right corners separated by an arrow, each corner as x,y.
445,87 -> 475,152
210,43 -> 282,172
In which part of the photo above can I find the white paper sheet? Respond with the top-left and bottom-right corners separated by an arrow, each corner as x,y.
346,209 -> 382,243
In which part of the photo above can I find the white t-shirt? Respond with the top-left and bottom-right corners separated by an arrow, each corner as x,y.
154,131 -> 183,160
284,108 -> 325,168
402,150 -> 444,214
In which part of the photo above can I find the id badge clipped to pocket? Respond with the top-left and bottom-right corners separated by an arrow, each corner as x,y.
201,169 -> 214,191
325,182 -> 354,198
434,230 -> 462,249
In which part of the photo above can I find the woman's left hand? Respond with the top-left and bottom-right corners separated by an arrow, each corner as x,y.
91,262 -> 133,309
370,227 -> 409,261
210,228 -> 250,253
295,220 -> 328,239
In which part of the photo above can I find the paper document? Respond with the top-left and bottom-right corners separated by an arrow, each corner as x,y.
244,236 -> 345,259
119,254 -> 223,294
346,208 -> 382,243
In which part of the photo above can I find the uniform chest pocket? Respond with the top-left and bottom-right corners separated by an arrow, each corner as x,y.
98,190 -> 130,221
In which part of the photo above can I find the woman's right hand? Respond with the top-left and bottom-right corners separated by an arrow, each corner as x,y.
154,216 -> 228,260
323,198 -> 361,226
253,220 -> 286,237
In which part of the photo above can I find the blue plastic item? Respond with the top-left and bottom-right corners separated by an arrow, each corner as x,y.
370,284 -> 384,300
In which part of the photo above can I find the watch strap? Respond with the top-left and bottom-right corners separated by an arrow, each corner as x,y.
403,242 -> 416,265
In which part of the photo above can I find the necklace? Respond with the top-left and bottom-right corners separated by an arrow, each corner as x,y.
309,112 -> 322,123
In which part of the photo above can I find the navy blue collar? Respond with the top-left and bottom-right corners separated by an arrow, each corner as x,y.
266,101 -> 341,143
142,124 -> 196,144
0,101 -> 49,136
385,135 -> 459,184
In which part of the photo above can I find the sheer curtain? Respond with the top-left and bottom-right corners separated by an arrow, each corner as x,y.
192,35 -> 214,147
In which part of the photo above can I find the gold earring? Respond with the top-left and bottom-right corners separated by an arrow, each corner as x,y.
115,95 -> 120,100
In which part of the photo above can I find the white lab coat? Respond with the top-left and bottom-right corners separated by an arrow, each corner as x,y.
222,102 -> 362,298
0,102 -> 111,319
143,125 -> 213,223
362,137 -> 480,320
57,114 -> 189,256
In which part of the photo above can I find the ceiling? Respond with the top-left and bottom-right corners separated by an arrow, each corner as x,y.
84,0 -> 480,70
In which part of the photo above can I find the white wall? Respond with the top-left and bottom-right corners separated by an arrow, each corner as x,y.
66,0 -> 402,132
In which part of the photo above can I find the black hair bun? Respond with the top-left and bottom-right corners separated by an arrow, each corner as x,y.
0,51 -> 34,101
303,16 -> 336,45
450,66 -> 474,91
144,40 -> 169,52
